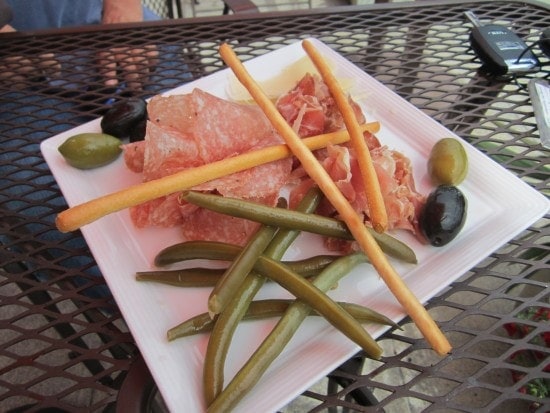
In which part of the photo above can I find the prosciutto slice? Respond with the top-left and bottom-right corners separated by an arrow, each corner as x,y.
290,135 -> 425,236
276,73 -> 365,137
277,74 -> 425,238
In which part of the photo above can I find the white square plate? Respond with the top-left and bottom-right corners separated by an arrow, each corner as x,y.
41,38 -> 549,412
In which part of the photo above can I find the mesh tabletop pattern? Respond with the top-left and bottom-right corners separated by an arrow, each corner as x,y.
1,0 -> 549,412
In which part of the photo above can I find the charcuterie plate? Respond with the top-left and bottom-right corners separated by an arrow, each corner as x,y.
41,38 -> 549,412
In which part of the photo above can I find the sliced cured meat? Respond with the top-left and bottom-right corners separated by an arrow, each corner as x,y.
130,193 -> 186,228
148,89 -> 278,162
126,88 -> 292,237
133,89 -> 280,180
142,121 -> 201,181
147,94 -> 196,133
178,192 -> 278,244
193,157 -> 292,199
276,74 -> 327,137
180,206 -> 261,246
125,78 -> 423,249
371,146 -> 425,232
122,141 -> 145,173
289,131 -> 425,235
276,73 -> 365,137
190,89 -> 279,163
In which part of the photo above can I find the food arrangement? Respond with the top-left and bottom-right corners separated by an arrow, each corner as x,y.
43,38 -> 550,413
52,39 -> 472,411
54,43 -> 464,412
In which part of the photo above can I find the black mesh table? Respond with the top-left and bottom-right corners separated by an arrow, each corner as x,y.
1,0 -> 548,411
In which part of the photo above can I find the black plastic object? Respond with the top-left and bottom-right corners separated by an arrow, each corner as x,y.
540,28 -> 550,57
465,11 -> 540,76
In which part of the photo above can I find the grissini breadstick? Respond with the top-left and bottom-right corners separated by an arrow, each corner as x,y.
55,123 -> 380,233
303,39 -> 388,233
218,41 -> 451,356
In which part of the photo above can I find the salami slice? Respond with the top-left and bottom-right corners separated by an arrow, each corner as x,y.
142,121 -> 201,181
122,141 -> 145,173
180,207 -> 261,246
190,89 -> 278,162
126,89 -> 292,238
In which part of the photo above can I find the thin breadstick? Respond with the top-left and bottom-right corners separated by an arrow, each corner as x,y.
218,42 -> 451,355
303,39 -> 388,233
55,123 -> 379,233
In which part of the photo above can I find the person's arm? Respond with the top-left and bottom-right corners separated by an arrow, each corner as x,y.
0,0 -> 14,31
102,0 -> 143,24
0,23 -> 14,32
98,0 -> 157,90
0,0 -> 59,89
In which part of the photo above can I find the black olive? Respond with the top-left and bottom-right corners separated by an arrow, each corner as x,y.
129,117 -> 147,142
419,185 -> 467,247
101,97 -> 147,140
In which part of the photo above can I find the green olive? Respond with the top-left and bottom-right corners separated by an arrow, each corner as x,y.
427,137 -> 468,185
58,133 -> 122,169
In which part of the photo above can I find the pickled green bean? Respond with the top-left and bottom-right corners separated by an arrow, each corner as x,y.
253,255 -> 382,356
181,190 -> 417,264
283,255 -> 337,277
208,224 -> 277,315
154,239 -> 339,275
207,253 -> 381,413
203,270 -> 262,405
154,241 -> 241,267
167,298 -> 398,340
209,198 -> 288,315
203,187 -> 323,405
137,268 -> 225,287
137,255 -> 338,287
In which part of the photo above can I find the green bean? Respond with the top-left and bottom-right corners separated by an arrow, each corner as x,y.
283,254 -> 337,277
338,302 -> 400,329
207,253 -> 381,413
154,241 -> 241,267
167,298 -> 398,340
253,255 -> 382,357
208,224 -> 277,315
203,187 -> 323,405
137,268 -> 225,287
136,255 -> 338,287
263,187 -> 324,259
181,190 -> 417,264
171,300 -> 291,340
181,190 -> 349,237
203,269 -> 263,405
155,239 -> 339,275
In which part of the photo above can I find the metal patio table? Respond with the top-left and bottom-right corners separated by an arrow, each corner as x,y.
1,0 -> 548,411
